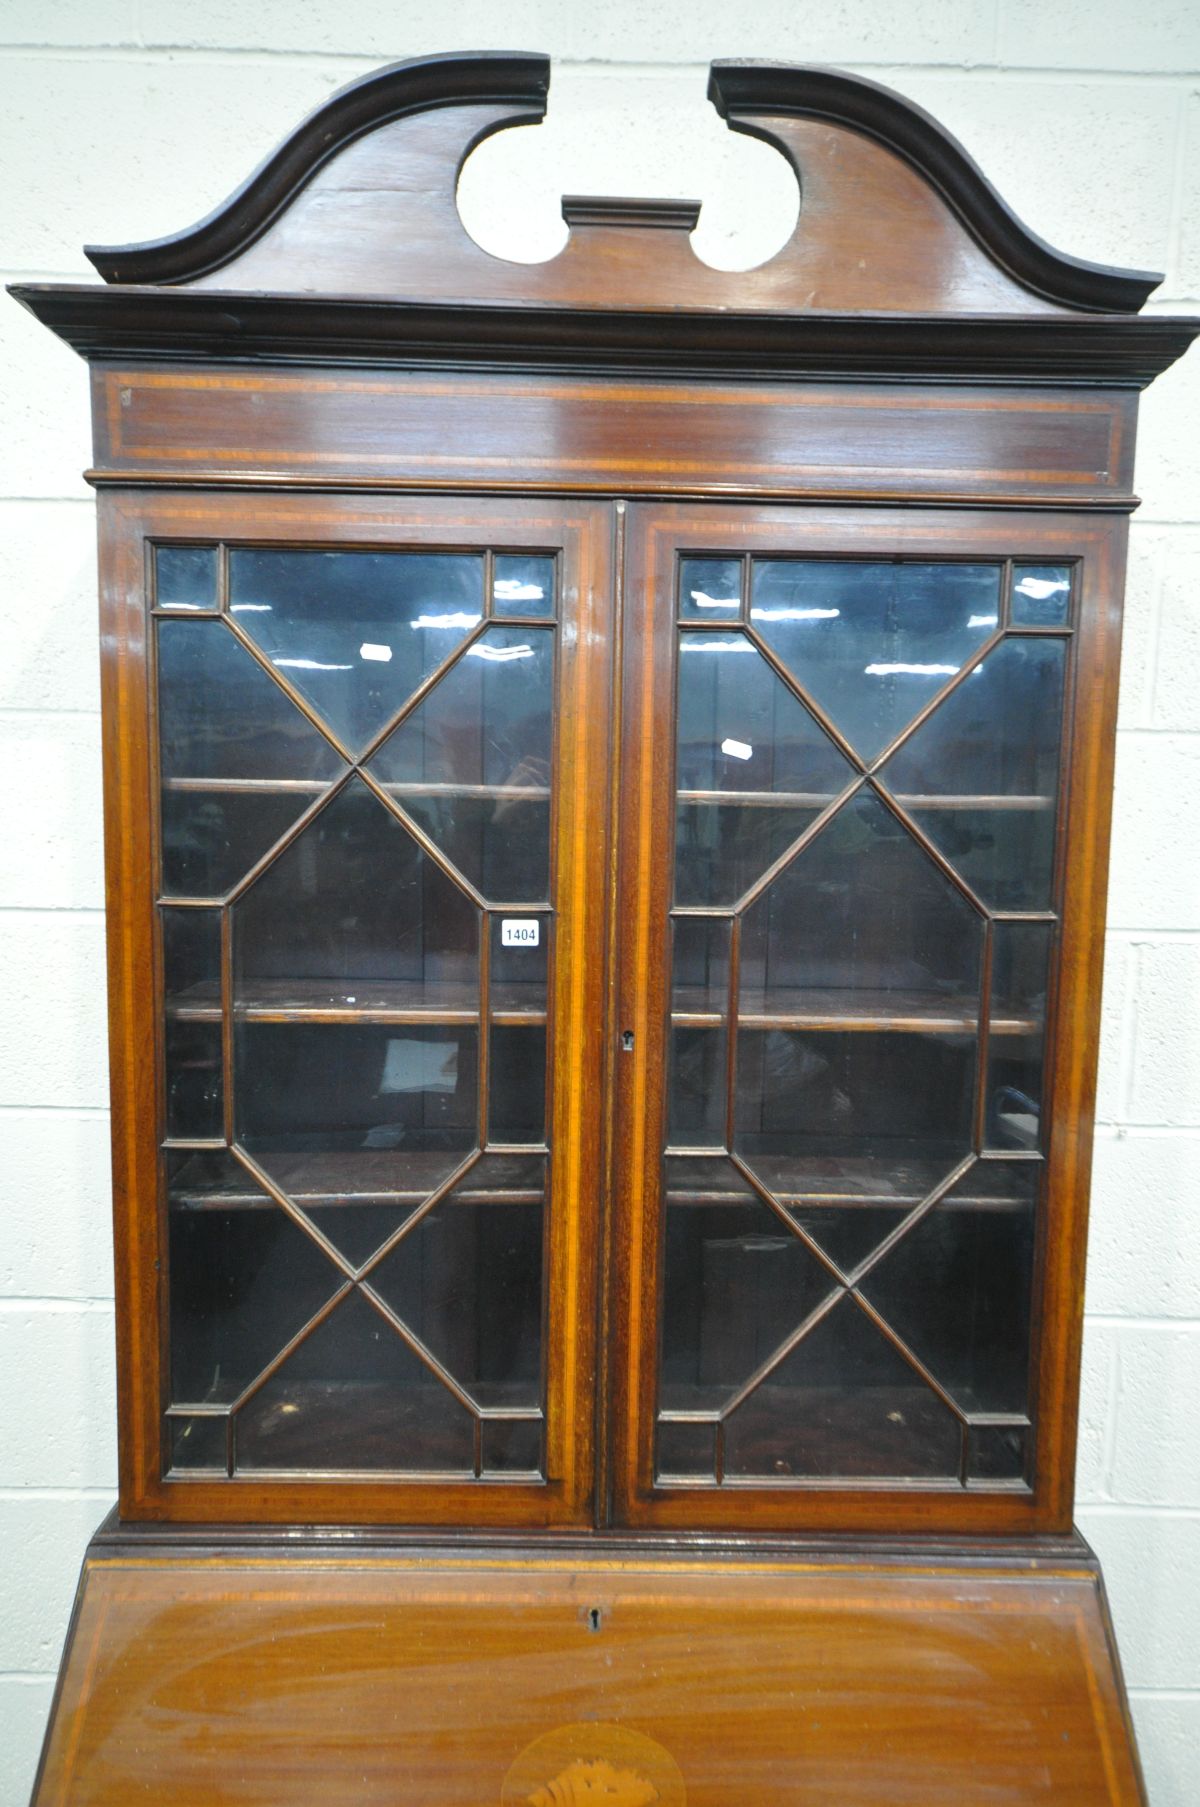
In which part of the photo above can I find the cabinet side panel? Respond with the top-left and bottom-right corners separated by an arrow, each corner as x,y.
98,493 -> 165,1513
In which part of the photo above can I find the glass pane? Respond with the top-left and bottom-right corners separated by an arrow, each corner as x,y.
723,1295 -> 961,1480
157,618 -> 344,898
734,790 -> 982,1195
163,904 -> 220,1019
234,1023 -> 477,1268
156,545 -> 218,612
656,1419 -> 717,1480
491,911 -> 548,1018
967,1423 -> 1028,1482
167,1150 -> 340,1406
234,778 -> 478,1003
674,630 -> 853,907
859,1162 -> 1038,1415
879,637 -> 1066,911
168,1415 -> 227,1470
669,917 -> 729,1148
235,1289 -> 475,1473
481,1417 -> 543,1475
749,560 -> 1000,762
229,549 -> 484,754
1011,564 -> 1071,627
659,1156 -> 833,1415
489,1025 -> 546,1143
164,1021 -> 222,1140
371,1154 -> 546,1410
989,922 -> 1052,1150
680,556 -> 741,621
493,554 -> 555,619
369,625 -> 554,902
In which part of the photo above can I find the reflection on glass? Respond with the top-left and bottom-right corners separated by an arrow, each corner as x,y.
749,560 -> 1000,762
878,636 -> 1066,911
229,550 -> 485,754
165,1021 -> 223,1139
988,923 -> 1052,1150
680,556 -> 742,621
235,1023 -> 477,1268
674,630 -> 853,906
722,1295 -> 961,1479
157,619 -> 345,898
371,1154 -> 546,1410
169,1416 -> 227,1470
156,545 -> 218,612
669,917 -> 729,1148
1011,564 -> 1071,627
859,1162 -> 1038,1415
493,554 -> 555,619
370,625 -> 554,902
168,1150 -> 339,1406
236,1288 -> 476,1472
660,1156 -> 831,1414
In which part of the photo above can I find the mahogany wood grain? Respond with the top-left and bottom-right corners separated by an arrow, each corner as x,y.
610,502 -> 1124,1537
34,1547 -> 1145,1805
103,489 -> 611,1527
89,366 -> 1138,506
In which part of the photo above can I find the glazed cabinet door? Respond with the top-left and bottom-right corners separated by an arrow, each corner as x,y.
610,502 -> 1124,1535
103,491 -> 612,1524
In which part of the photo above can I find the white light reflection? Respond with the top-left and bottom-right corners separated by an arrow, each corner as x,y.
466,643 -> 534,663
689,590 -> 739,610
230,602 -> 272,613
749,607 -> 840,622
273,658 -> 353,672
864,662 -> 958,677
494,579 -> 545,603
359,642 -> 392,663
409,612 -> 483,631
1015,576 -> 1069,601
968,614 -> 999,628
721,738 -> 753,760
679,639 -> 754,652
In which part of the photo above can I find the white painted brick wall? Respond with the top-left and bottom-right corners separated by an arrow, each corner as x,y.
1,5 -> 1196,1801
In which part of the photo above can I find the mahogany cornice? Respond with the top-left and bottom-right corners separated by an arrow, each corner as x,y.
709,62 -> 1162,315
10,282 -> 1198,386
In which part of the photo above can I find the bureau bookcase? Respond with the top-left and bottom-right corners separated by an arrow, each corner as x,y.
15,51 -> 1197,1805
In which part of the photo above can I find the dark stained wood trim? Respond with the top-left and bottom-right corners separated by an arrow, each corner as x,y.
710,62 -> 1161,313
12,283 -> 1199,384
83,52 -> 551,286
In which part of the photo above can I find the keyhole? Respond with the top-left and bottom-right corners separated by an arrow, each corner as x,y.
587,1606 -> 603,1632
621,1030 -> 635,1052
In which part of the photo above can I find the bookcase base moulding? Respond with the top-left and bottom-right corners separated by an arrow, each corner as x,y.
14,51 -> 1197,1804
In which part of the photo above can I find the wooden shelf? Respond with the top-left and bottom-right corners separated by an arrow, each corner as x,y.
678,789 -> 1054,811
665,1152 -> 1035,1212
672,986 -> 1039,1035
162,777 -> 551,801
166,978 -> 546,1027
169,1149 -> 545,1212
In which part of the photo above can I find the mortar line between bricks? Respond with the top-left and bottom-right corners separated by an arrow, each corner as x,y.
0,47 -> 1198,81
1126,1686 -> 1200,1700
0,1298 -> 114,1313
0,1672 -> 56,1686
1092,1124 -> 1200,1141
1080,1503 -> 1200,1519
0,1105 -> 108,1118
0,1488 -> 116,1500
1084,1314 -> 1200,1330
